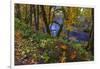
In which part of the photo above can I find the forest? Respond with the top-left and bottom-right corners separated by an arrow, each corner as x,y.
15,4 -> 94,65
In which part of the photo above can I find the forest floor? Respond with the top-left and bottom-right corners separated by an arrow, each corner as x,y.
15,31 -> 93,65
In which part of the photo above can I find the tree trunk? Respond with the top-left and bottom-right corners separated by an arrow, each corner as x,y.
15,4 -> 21,19
25,5 -> 28,24
36,5 -> 39,31
29,5 -> 33,26
87,8 -> 94,56
40,5 -> 51,35
48,6 -> 52,24
33,5 -> 40,32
